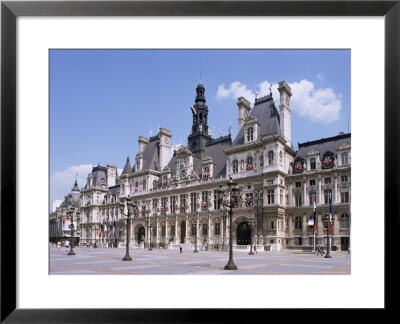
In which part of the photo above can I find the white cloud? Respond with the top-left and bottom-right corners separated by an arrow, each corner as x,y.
216,79 -> 341,123
50,164 -> 93,206
290,79 -> 341,122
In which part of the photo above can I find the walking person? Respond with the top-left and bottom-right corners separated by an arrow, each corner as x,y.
179,242 -> 183,254
316,245 -> 325,256
347,245 -> 351,257
65,240 -> 70,252
254,245 -> 257,254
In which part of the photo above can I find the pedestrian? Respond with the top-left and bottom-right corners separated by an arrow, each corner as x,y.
316,245 -> 325,256
57,241 -> 61,249
65,240 -> 70,252
159,243 -> 163,252
254,245 -> 257,254
179,242 -> 183,254
347,245 -> 351,257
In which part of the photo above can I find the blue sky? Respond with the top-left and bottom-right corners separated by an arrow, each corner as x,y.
50,49 -> 350,209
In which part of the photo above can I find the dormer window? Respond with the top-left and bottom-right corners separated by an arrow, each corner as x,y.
310,158 -> 316,170
341,152 -> 349,165
246,127 -> 254,141
162,176 -> 168,187
202,167 -> 210,179
268,151 -> 274,165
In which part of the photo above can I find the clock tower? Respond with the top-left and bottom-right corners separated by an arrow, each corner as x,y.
188,82 -> 212,153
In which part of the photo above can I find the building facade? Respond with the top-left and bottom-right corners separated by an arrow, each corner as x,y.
52,81 -> 351,251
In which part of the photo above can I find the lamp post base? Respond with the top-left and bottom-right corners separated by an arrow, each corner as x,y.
324,254 -> 332,258
122,255 -> 132,261
67,250 -> 75,256
248,251 -> 254,255
224,261 -> 238,270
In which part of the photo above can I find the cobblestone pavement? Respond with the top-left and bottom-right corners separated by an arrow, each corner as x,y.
49,246 -> 351,275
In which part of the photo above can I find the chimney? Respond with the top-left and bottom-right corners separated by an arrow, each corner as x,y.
107,164 -> 117,187
236,97 -> 251,131
158,127 -> 172,170
278,81 -> 292,147
138,136 -> 149,153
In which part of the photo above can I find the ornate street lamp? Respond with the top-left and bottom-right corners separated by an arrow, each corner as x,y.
248,216 -> 256,255
66,208 -> 75,255
92,226 -> 98,248
147,218 -> 155,251
217,177 -> 240,270
119,197 -> 138,261
322,213 -> 333,258
192,219 -> 199,253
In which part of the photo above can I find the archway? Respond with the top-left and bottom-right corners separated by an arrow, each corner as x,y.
237,221 -> 251,245
137,226 -> 145,243
180,221 -> 186,243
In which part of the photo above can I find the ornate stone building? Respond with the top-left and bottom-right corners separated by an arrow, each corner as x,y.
55,80 -> 351,252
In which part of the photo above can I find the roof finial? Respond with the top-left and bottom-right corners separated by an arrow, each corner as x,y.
269,83 -> 273,96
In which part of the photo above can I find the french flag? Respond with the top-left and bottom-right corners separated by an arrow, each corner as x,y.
191,106 -> 199,115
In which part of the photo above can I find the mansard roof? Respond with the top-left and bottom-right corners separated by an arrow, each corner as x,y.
141,136 -> 161,171
232,95 -> 282,146
296,133 -> 351,159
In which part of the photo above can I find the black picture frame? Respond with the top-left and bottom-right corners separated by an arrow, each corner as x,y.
1,0 -> 398,322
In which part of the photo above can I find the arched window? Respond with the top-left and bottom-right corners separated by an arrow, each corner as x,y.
135,181 -> 139,192
232,160 -> 238,173
143,179 -> 146,190
153,180 -> 157,189
240,160 -> 244,171
246,127 -> 254,141
268,151 -> 274,165
340,214 -> 350,228
279,151 -> 283,165
260,155 -> 264,167
295,216 -> 302,230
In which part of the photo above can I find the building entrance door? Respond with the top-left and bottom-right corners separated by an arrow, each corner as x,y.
180,221 -> 186,243
138,227 -> 145,243
237,221 -> 251,245
341,237 -> 349,251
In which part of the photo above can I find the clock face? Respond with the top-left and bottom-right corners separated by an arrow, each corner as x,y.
181,171 -> 187,180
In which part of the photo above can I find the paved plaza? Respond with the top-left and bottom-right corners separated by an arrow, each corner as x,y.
50,246 -> 351,275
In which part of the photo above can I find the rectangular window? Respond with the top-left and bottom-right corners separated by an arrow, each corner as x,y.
309,192 -> 316,205
161,226 -> 166,237
152,198 -> 158,213
295,194 -> 302,206
202,223 -> 208,236
201,191 -> 209,210
341,153 -> 349,165
324,177 -> 331,184
190,193 -> 197,212
170,196 -> 176,214
324,189 -> 332,204
280,189 -> 283,205
341,175 -> 348,182
310,158 -> 316,170
309,179 -> 316,186
270,221 -> 274,229
180,194 -> 186,213
213,190 -> 221,210
170,225 -> 175,237
267,189 -> 274,204
295,181 -> 301,188
245,193 -> 254,207
191,223 -> 196,236
309,237 -> 313,245
161,197 -> 167,215
214,223 -> 221,236
341,192 -> 349,203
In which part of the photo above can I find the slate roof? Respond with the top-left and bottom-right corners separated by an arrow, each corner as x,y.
296,133 -> 351,159
232,95 -> 282,146
91,165 -> 108,187
141,136 -> 160,171
121,158 -> 132,175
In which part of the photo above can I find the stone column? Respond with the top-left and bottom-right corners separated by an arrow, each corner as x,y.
156,217 -> 160,244
318,176 -> 322,204
317,213 -> 324,245
334,176 -> 338,203
288,216 -> 294,246
165,217 -> 169,243
175,216 -> 179,244
208,212 -> 211,243
303,180 -> 307,206
185,214 -> 189,244
333,212 -> 339,247
302,214 -> 308,245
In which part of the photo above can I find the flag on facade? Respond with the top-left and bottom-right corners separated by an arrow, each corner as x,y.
329,195 -> 333,237
191,106 -> 199,115
313,197 -> 317,233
